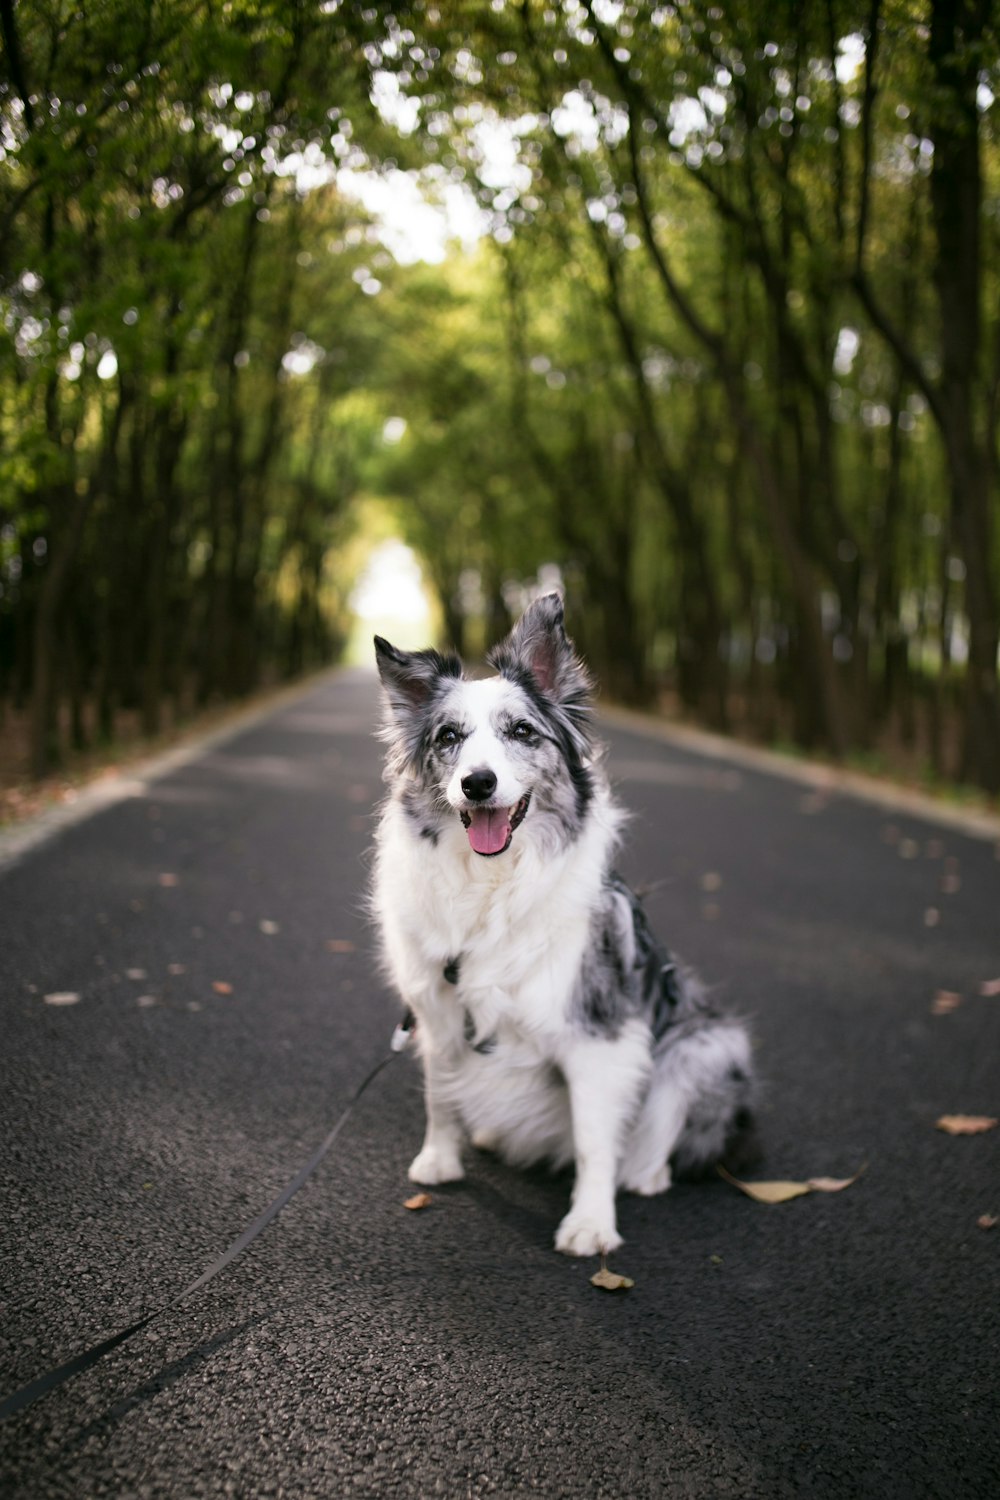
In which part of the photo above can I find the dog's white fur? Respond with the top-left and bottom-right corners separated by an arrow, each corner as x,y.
372,598 -> 755,1257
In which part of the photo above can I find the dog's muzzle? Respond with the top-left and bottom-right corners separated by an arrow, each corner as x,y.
459,794 -> 530,856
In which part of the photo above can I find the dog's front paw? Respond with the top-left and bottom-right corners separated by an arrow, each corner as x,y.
554,1211 -> 623,1258
408,1145 -> 465,1185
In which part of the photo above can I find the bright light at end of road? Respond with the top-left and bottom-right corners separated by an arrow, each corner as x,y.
350,540 -> 433,652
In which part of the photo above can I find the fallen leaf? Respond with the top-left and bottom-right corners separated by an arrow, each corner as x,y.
404,1193 -> 432,1210
977,1214 -> 997,1230
979,978 -> 1000,997
941,872 -> 961,895
44,991 -> 81,1006
898,838 -> 920,859
591,1261 -> 635,1292
158,873 -> 178,888
936,1115 -> 998,1136
212,980 -> 233,995
326,939 -> 356,953
136,995 -> 156,1008
923,908 -> 940,928
718,1164 -> 866,1203
259,919 -> 280,935
168,963 -> 186,976
805,1172 -> 867,1193
700,871 -> 722,892
126,967 -> 147,980
932,990 -> 962,1015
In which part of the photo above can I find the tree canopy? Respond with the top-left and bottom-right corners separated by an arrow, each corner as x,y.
1,0 -> 998,790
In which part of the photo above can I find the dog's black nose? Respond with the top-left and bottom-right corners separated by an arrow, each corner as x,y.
461,769 -> 498,802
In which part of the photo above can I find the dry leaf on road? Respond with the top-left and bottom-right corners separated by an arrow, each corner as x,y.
935,1115 -> 998,1136
404,1192 -> 432,1210
978,978 -> 1000,997
932,990 -> 962,1015
718,1165 -> 866,1203
591,1261 -> 635,1291
326,939 -> 356,953
43,991 -> 81,1006
212,980 -> 234,995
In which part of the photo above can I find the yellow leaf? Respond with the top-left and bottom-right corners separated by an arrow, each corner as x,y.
936,1115 -> 998,1136
806,1168 -> 867,1193
212,980 -> 233,995
404,1192 -> 432,1210
590,1265 -> 635,1292
718,1171 -> 813,1203
718,1164 -> 866,1203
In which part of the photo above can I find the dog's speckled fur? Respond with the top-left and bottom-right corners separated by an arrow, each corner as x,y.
372,594 -> 758,1256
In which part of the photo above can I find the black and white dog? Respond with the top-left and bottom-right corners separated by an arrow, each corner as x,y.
372,594 -> 757,1257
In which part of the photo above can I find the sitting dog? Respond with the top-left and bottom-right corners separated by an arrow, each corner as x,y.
371,593 -> 757,1256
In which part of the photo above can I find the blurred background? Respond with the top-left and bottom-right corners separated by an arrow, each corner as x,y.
1,1 -> 998,796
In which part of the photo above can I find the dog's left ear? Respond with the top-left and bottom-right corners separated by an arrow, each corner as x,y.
375,636 -> 463,718
489,593 -> 592,707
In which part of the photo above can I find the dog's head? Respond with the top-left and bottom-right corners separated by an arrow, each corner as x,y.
375,593 -> 595,857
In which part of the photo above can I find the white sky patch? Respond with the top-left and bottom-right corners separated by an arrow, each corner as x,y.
471,116 -> 536,191
370,70 -> 421,135
836,33 -> 866,84
281,338 -> 325,377
351,538 -> 431,625
278,142 -> 337,194
669,96 -> 710,141
551,90 -> 628,151
833,326 -> 860,376
336,167 -> 485,264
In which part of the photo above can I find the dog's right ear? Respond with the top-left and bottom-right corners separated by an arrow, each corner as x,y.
374,636 -> 462,718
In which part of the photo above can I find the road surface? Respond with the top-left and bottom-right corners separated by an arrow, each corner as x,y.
1,668 -> 998,1498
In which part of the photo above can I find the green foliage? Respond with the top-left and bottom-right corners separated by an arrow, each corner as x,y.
0,0 -> 998,788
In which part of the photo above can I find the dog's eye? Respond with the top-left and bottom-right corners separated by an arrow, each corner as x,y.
436,725 -> 460,748
511,721 -> 536,743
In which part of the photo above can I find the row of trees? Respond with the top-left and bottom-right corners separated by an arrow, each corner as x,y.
0,1 -> 394,773
2,1 -> 999,790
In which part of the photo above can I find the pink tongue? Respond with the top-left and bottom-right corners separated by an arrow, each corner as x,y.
467,807 -> 511,855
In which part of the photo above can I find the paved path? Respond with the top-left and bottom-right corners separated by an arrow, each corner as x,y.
1,669 -> 998,1498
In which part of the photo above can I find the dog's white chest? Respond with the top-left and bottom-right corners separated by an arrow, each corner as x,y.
374,801 -> 602,1039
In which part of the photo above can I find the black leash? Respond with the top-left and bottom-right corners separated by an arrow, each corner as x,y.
0,1046 -> 405,1422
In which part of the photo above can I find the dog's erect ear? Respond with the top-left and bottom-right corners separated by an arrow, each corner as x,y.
488,593 -> 592,707
374,636 -> 462,717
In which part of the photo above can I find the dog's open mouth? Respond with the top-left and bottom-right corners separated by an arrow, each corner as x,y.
460,795 -> 530,857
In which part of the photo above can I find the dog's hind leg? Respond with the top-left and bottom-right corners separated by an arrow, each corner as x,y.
619,1081 -> 690,1197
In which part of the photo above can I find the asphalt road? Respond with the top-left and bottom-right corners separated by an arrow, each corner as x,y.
1,668 -> 998,1499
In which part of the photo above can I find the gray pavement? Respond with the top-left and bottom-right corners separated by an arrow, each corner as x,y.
1,667 -> 998,1498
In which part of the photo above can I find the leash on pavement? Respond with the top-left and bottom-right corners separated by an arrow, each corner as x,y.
0,1013 -> 416,1423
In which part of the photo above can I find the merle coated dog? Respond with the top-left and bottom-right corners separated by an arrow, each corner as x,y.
372,594 -> 757,1256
